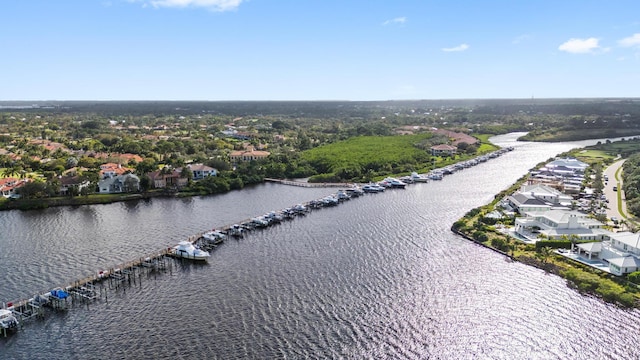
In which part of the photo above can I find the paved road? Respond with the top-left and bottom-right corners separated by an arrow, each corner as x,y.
603,158 -> 627,224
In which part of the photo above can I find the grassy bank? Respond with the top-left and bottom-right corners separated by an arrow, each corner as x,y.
0,192 -> 169,211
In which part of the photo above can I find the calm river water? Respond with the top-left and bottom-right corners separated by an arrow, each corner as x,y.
1,133 -> 639,359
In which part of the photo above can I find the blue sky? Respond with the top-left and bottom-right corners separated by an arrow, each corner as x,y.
1,0 -> 639,101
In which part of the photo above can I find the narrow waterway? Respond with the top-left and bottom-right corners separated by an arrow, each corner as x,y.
1,133 -> 639,359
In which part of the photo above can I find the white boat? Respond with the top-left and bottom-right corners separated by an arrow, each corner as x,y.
410,172 -> 429,183
322,195 -> 339,206
170,241 -> 210,261
399,176 -> 414,184
202,229 -> 226,243
362,183 -> 385,193
264,211 -> 284,223
227,224 -> 244,238
0,309 -> 19,332
335,190 -> 351,201
345,186 -> 364,197
428,171 -> 443,180
383,177 -> 407,188
292,203 -> 309,214
251,217 -> 270,228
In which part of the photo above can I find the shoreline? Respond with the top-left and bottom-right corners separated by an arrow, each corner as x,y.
450,153 -> 640,308
0,191 -> 174,211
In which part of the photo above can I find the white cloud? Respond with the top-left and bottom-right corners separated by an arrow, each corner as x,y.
131,0 -> 243,11
558,37 -> 602,54
442,44 -> 469,52
382,17 -> 406,26
618,33 -> 640,47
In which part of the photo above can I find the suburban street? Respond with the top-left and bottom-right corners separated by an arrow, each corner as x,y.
603,158 -> 627,226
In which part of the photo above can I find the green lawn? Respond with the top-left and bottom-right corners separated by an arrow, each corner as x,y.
576,149 -> 616,162
301,134 -> 434,176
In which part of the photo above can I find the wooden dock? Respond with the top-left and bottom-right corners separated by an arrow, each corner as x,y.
1,247 -> 178,336
264,178 -> 353,188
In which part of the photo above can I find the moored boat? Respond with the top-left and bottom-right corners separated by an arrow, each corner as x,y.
292,203 -> 309,214
202,229 -> 226,244
335,190 -> 351,201
410,172 -> 429,183
169,241 -> 210,261
345,186 -> 364,197
428,171 -> 443,180
227,224 -> 244,238
362,183 -> 385,193
383,177 -> 407,188
322,195 -> 339,206
0,309 -> 19,334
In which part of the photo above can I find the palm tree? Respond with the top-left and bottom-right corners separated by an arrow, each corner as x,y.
180,166 -> 193,182
504,234 -> 514,257
2,164 -> 21,178
0,154 -> 10,168
536,246 -> 553,264
569,234 -> 580,253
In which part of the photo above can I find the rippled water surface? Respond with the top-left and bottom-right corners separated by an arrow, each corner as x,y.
1,133 -> 639,359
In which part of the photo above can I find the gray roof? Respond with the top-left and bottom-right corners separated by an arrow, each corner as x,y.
521,183 -> 562,196
509,193 -> 549,206
546,158 -> 588,170
608,232 -> 640,250
608,256 -> 640,268
188,164 -> 215,171
577,242 -> 603,253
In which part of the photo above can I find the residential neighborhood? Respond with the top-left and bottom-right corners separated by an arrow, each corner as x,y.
1,101 -> 511,205
497,157 -> 640,276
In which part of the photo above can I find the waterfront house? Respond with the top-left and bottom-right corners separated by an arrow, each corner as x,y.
430,144 -> 457,157
187,164 -> 217,180
0,177 -> 30,198
99,163 -> 134,179
58,175 -> 90,196
507,193 -> 551,214
514,209 -> 612,242
147,169 -> 188,189
528,167 -> 584,195
519,184 -> 573,206
577,232 -> 640,275
98,173 -> 140,194
545,157 -> 588,173
507,183 -> 574,214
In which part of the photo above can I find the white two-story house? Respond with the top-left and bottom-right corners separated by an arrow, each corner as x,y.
515,209 -> 612,242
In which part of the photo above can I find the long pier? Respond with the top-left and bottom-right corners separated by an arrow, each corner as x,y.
264,178 -> 352,188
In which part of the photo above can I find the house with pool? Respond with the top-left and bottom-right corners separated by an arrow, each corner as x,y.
575,232 -> 640,275
507,183 -> 573,214
514,209 -> 612,242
